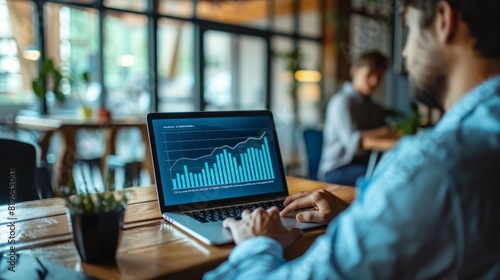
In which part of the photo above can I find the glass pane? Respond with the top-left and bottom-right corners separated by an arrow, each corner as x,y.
204,31 -> 231,110
273,0 -> 293,34
159,0 -> 193,18
299,0 -> 321,37
271,36 -> 294,163
349,14 -> 391,59
197,0 -> 268,29
0,0 -> 36,105
104,0 -> 146,12
297,40 -> 321,126
45,4 -> 99,114
239,35 -> 266,109
104,12 -> 149,117
299,40 -> 321,71
157,19 -> 195,112
349,14 -> 391,102
204,31 -> 266,111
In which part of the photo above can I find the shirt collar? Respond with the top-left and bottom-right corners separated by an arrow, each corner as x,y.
437,75 -> 500,130
342,81 -> 355,93
342,82 -> 372,102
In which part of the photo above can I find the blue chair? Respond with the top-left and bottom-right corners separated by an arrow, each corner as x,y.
303,128 -> 323,180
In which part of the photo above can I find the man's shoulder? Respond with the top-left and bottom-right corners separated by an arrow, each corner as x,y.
328,87 -> 357,106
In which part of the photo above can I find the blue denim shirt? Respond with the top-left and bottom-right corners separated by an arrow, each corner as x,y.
204,77 -> 500,280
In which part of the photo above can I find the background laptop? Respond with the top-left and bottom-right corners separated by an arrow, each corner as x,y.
147,110 -> 321,245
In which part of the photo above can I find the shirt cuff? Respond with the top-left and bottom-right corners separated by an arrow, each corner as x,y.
228,237 -> 283,264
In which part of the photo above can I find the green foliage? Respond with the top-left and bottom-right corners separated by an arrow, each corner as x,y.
63,170 -> 132,215
82,71 -> 91,84
32,59 -> 67,103
388,102 -> 422,135
273,49 -> 302,123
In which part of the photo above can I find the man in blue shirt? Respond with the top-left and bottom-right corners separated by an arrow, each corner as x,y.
205,0 -> 500,278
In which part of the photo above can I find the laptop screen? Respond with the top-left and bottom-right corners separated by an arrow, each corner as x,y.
148,112 -> 287,208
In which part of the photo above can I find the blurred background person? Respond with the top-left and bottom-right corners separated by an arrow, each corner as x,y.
318,51 -> 390,185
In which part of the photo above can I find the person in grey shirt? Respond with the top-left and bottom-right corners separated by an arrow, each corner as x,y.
318,51 -> 390,185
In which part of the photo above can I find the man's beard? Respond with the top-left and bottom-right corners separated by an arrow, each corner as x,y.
409,81 -> 445,112
407,33 -> 449,112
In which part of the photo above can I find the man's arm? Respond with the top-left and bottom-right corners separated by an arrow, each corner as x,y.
360,126 -> 391,138
326,96 -> 389,152
325,97 -> 360,148
280,189 -> 349,224
204,163 -> 459,279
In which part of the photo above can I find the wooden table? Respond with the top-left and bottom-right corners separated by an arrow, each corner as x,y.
362,132 -> 402,178
362,134 -> 400,151
0,177 -> 355,279
14,115 -> 153,192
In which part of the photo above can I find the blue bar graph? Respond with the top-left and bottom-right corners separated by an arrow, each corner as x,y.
171,135 -> 276,189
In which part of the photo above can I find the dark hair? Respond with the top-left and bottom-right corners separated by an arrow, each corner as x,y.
403,0 -> 500,59
353,51 -> 389,72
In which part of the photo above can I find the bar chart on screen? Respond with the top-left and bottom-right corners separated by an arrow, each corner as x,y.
167,132 -> 275,190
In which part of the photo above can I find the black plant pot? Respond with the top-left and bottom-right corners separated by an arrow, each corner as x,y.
68,209 -> 124,264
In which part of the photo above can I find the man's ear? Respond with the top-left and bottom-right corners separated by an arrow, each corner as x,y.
434,1 -> 458,44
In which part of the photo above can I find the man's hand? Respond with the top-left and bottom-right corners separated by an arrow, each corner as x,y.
223,207 -> 303,246
280,189 -> 349,224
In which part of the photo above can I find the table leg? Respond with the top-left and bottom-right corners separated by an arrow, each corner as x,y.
365,150 -> 383,179
102,126 -> 119,178
38,130 -> 54,163
53,126 -> 77,193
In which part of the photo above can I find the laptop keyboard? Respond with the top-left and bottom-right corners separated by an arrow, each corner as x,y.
182,199 -> 287,223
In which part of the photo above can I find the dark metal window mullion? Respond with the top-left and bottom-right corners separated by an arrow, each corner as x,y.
35,0 -> 47,114
265,34 -> 271,110
319,0 -> 327,107
193,0 -> 205,111
230,34 -> 240,109
265,0 -> 274,110
148,0 -> 159,112
98,0 -> 106,108
195,25 -> 205,111
293,0 -> 300,50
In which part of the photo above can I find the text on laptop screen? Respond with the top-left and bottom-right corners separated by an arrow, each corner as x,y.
151,115 -> 286,206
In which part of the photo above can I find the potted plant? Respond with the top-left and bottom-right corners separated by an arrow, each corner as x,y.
63,172 -> 131,264
32,59 -> 67,115
274,49 -> 302,127
386,102 -> 423,135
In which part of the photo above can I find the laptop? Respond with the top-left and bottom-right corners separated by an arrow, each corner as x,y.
146,110 -> 321,245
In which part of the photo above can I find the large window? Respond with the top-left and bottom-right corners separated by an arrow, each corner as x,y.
0,0 -> 338,178
0,0 -> 330,120
158,19 -> 194,112
44,3 -> 100,112
104,12 -> 149,117
0,0 -> 36,105
204,31 -> 267,111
